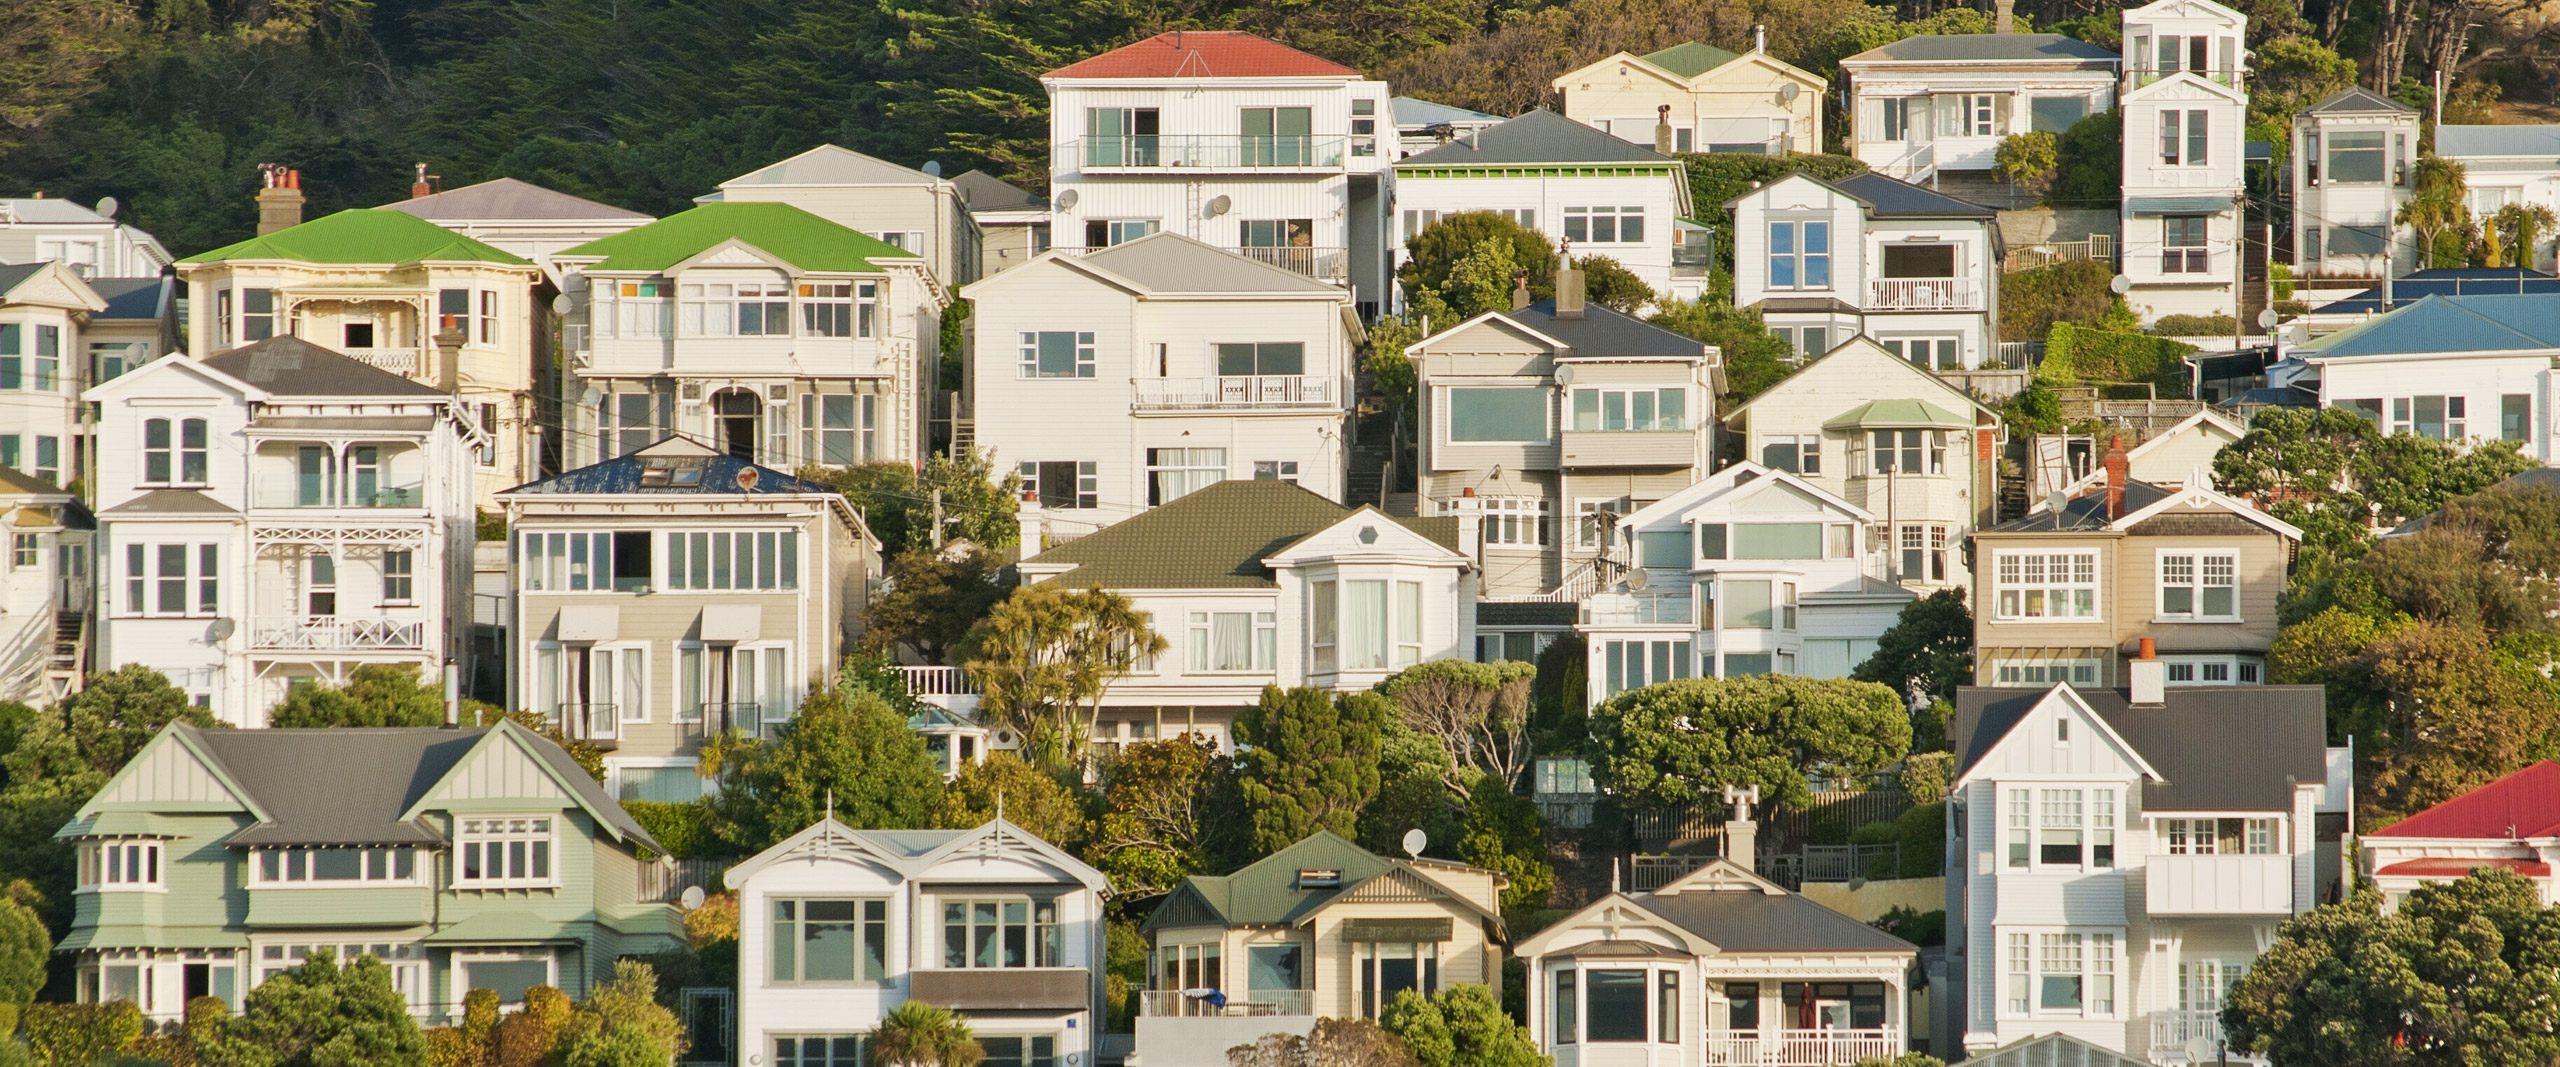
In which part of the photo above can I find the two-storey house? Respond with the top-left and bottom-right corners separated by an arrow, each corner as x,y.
1552,40 -> 1828,156
1719,337 -> 2003,596
0,262 -> 108,489
1132,831 -> 1507,1067
174,196 -> 546,511
1728,172 -> 2005,366
2290,88 -> 2419,276
964,233 -> 1358,525
956,171 -> 1050,277
2118,0 -> 2250,322
1408,280 -> 1722,600
1840,32 -> 2119,186
57,719 -> 680,1023
1580,460 -> 1914,699
1970,445 -> 2299,688
1042,32 -> 1395,311
1392,111 -> 1709,306
2439,125 -> 2560,269
496,436 -> 879,802
0,467 -> 92,704
707,145 -> 983,291
552,202 -> 945,470
86,337 -> 483,723
382,177 -> 656,282
1948,679 -> 2345,1063
0,197 -> 173,279
2362,761 -> 2560,908
2284,293 -> 2560,462
727,816 -> 1110,1067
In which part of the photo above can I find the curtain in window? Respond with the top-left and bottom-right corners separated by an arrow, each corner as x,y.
1212,613 -> 1253,671
1345,581 -> 1387,669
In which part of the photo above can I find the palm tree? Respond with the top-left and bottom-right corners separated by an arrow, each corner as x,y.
871,1001 -> 985,1067
2396,156 -> 2471,269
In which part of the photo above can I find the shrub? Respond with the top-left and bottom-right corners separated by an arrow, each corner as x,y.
23,1003 -> 141,1067
2000,259 -> 2124,342
2039,322 -> 2194,395
1870,906 -> 1946,948
1895,802 -> 1946,877
2148,314 -> 2238,337
2270,262 -> 2296,300
621,799 -> 718,859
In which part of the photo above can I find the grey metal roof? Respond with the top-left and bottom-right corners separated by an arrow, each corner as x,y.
1080,232 -> 1339,294
1954,685 -> 2329,812
1507,300 -> 1713,358
724,144 -> 941,187
0,263 -> 43,297
1960,1033 -> 2150,1067
1983,479 -> 2172,532
1629,888 -> 1917,953
953,170 -> 1044,212
201,336 -> 449,398
97,489 -> 238,517
1834,172 -> 1997,218
1393,96 -> 1503,127
2302,86 -> 2418,116
87,276 -> 171,320
1398,109 -> 1674,167
1847,33 -> 2119,64
500,439 -> 839,497
2310,267 -> 2560,314
2303,293 -> 2560,358
2437,124 -> 2560,157
1025,479 -> 1459,590
1477,601 -> 1578,627
0,199 -> 114,224
191,723 -> 660,849
382,178 -> 649,222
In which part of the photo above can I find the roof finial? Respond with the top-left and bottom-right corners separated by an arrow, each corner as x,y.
825,788 -> 835,824
996,790 -> 1006,826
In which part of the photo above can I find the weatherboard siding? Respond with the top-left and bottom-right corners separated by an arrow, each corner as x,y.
246,886 -> 434,927
97,741 -> 247,808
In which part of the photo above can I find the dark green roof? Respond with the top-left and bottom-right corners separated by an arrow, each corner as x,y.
1142,831 -> 1502,934
560,202 -> 917,273
1642,42 -> 1743,79
1027,479 -> 1460,590
180,209 -> 530,266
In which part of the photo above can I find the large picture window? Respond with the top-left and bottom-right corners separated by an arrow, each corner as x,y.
1993,552 -> 2098,619
1189,611 -> 1277,672
2327,131 -> 2386,183
1017,331 -> 1096,379
1569,388 -> 1686,432
664,530 -> 799,591
770,899 -> 888,983
1584,969 -> 1648,1042
1446,388 -> 1548,443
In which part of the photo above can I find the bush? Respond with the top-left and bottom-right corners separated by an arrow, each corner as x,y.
1894,802 -> 1946,878
2050,110 -> 2121,207
1870,906 -> 1946,947
2148,314 -> 2238,337
23,1003 -> 141,1067
2270,262 -> 2296,301
2039,322 -> 2195,395
2273,298 -> 2310,317
2000,259 -> 2124,342
620,799 -> 717,859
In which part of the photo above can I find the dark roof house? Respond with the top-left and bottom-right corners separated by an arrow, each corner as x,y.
1399,109 -> 1675,167
1020,479 -> 1458,590
1954,685 -> 2328,811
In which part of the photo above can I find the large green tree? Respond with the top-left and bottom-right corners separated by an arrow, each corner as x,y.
962,584 -> 1165,768
1648,299 -> 1797,401
0,882 -> 48,1037
935,752 -> 1089,850
1377,660 -> 1536,797
1397,212 -> 1558,322
1083,737 -> 1242,900
1587,675 -> 1911,812
200,949 -> 427,1067
268,664 -> 447,727
0,666 -> 218,934
1852,588 -> 1974,710
1235,687 -> 1386,857
802,452 -> 1020,558
705,688 -> 944,852
1377,985 -> 1545,1067
863,547 -> 1013,665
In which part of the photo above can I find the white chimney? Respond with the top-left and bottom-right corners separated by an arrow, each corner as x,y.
1454,488 -> 1484,568
1722,784 -> 1762,871
2128,637 -> 2165,705
1016,492 -> 1044,557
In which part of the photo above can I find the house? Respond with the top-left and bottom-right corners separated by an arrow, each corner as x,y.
1970,446 -> 2300,688
956,170 -> 1051,276
494,437 -> 880,803
726,816 -> 1110,1067
1407,279 -> 1723,600
962,233 -> 1359,525
0,262 -> 108,488
380,176 -> 655,282
1718,336 -> 2004,595
85,337 -> 483,722
81,274 -> 182,385
0,198 -> 173,278
2290,88 -> 2420,276
2281,294 -> 2560,462
550,202 -> 946,470
1727,172 -> 2005,366
2362,760 -> 2560,908
2439,125 -> 2560,269
173,185 -> 547,510
1578,460 -> 1914,699
55,719 -> 680,1023
1392,97 -> 1504,158
2044,409 -> 2245,500
1551,39 -> 1828,156
1392,111 -> 1709,305
1041,31 -> 1394,310
1839,31 -> 2119,185
2116,0 -> 2250,322
708,145 -> 984,290
1948,679 -> 2349,1062
0,467 -> 92,704
996,479 -> 1473,752
1132,831 -> 1507,1067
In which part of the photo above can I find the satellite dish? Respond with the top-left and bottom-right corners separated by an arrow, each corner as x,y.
1055,189 -> 1079,211
1777,84 -> 1802,104
2109,274 -> 2133,295
680,885 -> 706,911
2184,1036 -> 2218,1063
1626,568 -> 1650,591
2258,307 -> 2279,329
735,466 -> 760,492
1553,364 -> 1577,386
1207,195 -> 1233,217
923,160 -> 943,177
209,618 -> 236,642
1401,828 -> 1427,858
551,293 -> 573,315
565,272 -> 589,293
95,196 -> 119,219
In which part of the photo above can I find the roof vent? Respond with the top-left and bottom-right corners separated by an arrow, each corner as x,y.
1297,868 -> 1343,888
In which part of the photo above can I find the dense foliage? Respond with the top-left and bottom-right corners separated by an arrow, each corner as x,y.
1587,675 -> 1911,811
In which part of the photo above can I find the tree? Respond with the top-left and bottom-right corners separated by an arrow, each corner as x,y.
48,664 -> 217,777
962,584 -> 1165,768
1993,132 -> 2057,196
201,949 -> 427,1067
1357,722 -> 1465,861
269,664 -> 448,727
936,752 -> 1088,850
1235,687 -> 1386,857
2359,621 -> 2560,818
801,451 -> 1020,557
1851,589 -> 1973,711
0,883 -> 49,1037
2398,156 -> 2472,269
492,987 -> 573,1067
1228,1017 -> 1417,1067
1084,737 -> 1242,900
2246,37 -> 2359,132
863,547 -> 1013,665
559,960 -> 685,1067
1454,784 -> 1554,914
1377,660 -> 1537,797
2491,202 -> 2560,269
2362,524 -> 2558,635
705,688 -> 944,852
0,0 -> 130,163
1574,256 -> 1654,314
1377,986 -> 1545,1067
1649,298 -> 1796,401
2048,110 -> 2121,208
871,1001 -> 984,1067
1398,213 -> 1558,319
22,1002 -> 141,1067
1587,676 -> 1911,812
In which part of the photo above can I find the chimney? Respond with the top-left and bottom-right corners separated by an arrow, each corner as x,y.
1511,272 -> 1531,311
2102,435 -> 2129,520
1995,0 -> 2015,33
434,323 -> 465,391
1722,784 -> 1762,871
1655,104 -> 1675,155
2128,637 -> 2166,705
1454,487 -> 1484,568
411,162 -> 435,200
255,165 -> 304,236
1017,490 -> 1044,556
1754,24 -> 1767,52
1556,265 -> 1586,319
443,658 -> 461,727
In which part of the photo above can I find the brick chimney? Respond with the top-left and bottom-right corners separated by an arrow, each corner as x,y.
1555,264 -> 1586,320
1655,104 -> 1675,155
255,165 -> 304,236
2102,435 -> 2129,520
411,162 -> 437,200
1995,0 -> 2015,33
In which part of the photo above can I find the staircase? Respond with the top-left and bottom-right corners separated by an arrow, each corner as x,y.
44,612 -> 86,701
1345,408 -> 1394,509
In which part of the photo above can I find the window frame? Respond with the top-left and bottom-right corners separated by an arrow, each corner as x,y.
1765,219 -> 1832,290
249,846 -> 423,887
1016,331 -> 1098,379
768,898 -> 891,984
938,896 -> 1063,970
2155,549 -> 2240,621
1568,386 -> 1688,432
451,815 -> 559,889
1990,550 -> 2100,621
79,839 -> 167,892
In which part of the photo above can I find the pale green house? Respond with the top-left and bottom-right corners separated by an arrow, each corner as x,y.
56,719 -> 679,1024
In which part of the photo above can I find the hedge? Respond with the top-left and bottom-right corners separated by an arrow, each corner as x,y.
621,798 -> 720,859
2037,321 -> 2194,396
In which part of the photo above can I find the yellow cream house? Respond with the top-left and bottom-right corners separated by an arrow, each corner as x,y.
1553,41 -> 1828,155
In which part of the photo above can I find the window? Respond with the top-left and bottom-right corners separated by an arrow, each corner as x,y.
2040,934 -> 2083,1010
2007,789 -> 2031,867
1402,209 -> 1443,242
2390,395 -> 2468,440
1993,655 -> 2103,686
774,1037 -> 866,1067
1882,244 -> 1956,278
1017,331 -> 1095,379
804,394 -> 873,466
1554,970 -> 1578,1044
1899,524 -> 1949,582
80,840 -> 163,889
979,1037 -> 1058,1067
436,288 -> 472,338
477,290 -> 499,344
1341,580 -> 1389,670
1993,552 -> 2099,619
870,231 -> 924,253
1868,429 -> 1944,475
1881,336 -> 1960,370
1964,94 -> 1996,136
770,899 -> 888,983
252,847 -> 418,885
1020,461 -> 1097,510
1776,324 -> 1831,359
1699,522 -> 1823,560
241,288 -> 276,342
142,417 -> 209,484
2031,96 -> 2088,133
1446,388 -> 1548,442
1722,652 -> 1776,677
1352,98 -> 1379,157
1761,434 -> 1821,474
940,898 -> 1062,968
125,543 -> 218,616
2157,213 -> 2209,274
799,283 -> 853,337
2040,789 -> 2084,865
1577,497 -> 1631,549
9,534 -> 33,569
1085,218 -> 1159,246
2328,131 -> 2386,183
306,553 -> 336,616
1880,98 -> 1911,140
2160,109 -> 2207,165
1725,580 -> 1774,629
1767,220 -> 1831,289
1637,529 -> 1689,569
603,392 -> 661,459
663,530 -> 799,591
1312,581 -> 1336,673
454,817 -> 554,887
1215,342 -> 1306,378
2327,225 -> 2388,257
1189,611 -> 1277,672
2504,395 -> 2533,442
2092,790 -> 2116,867
377,550 -> 414,603
1253,460 -> 1299,484
0,325 -> 15,389
2158,551 -> 2238,619
1460,497 -> 1550,547
1585,970 -> 1647,1042
1564,206 -> 1645,244
1480,630 -> 1552,662
2161,817 -> 2281,855
1146,447 -> 1226,506
2007,934 -> 2031,1013
1569,388 -> 1686,432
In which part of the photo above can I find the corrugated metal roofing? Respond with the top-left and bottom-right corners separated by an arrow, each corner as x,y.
97,489 -> 238,516
559,202 -> 916,273
87,276 -> 171,320
2303,86 -> 2418,115
190,723 -> 659,849
1025,479 -> 1459,590
2437,124 -> 2560,157
1503,299 -> 1713,358
723,145 -> 942,188
1398,110 -> 1675,167
1960,1033 -> 2150,1067
1822,398 -> 1973,430
2309,267 -> 2560,314
180,209 -> 531,266
954,170 -> 1044,212
1953,685 -> 2328,812
1046,31 -> 1361,79
1082,232 -> 1339,293
202,335 -> 449,398
1835,172 -> 1998,218
2303,293 -> 2560,357
1984,479 -> 2172,532
1630,889 -> 1917,952
1642,42 -> 1744,79
1849,32 -> 2119,63
1392,96 -> 1503,127
500,442 -> 839,497
2368,761 -> 2560,838
383,178 -> 649,221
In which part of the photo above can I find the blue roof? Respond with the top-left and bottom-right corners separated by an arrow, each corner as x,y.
501,439 -> 839,496
88,276 -> 172,321
2437,125 -> 2560,158
2303,293 -> 2560,358
2311,267 -> 2560,314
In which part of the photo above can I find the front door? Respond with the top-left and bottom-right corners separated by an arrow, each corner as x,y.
713,389 -> 759,462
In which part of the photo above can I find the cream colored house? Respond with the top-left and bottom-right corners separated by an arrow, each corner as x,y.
1553,41 -> 1827,155
1132,831 -> 1506,1067
707,145 -> 983,290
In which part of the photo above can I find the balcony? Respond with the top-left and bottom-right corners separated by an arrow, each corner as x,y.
1132,375 -> 1336,412
1140,989 -> 1314,1018
1070,135 -> 1346,172
252,483 -> 425,510
2150,1009 -> 2228,1059
1707,1028 -> 1901,1066
1134,990 -> 1317,1067
2145,852 -> 2293,916
1235,245 -> 1348,282
909,968 -> 1091,1012
340,346 -> 425,376
1582,591 -> 1695,626
895,665 -> 981,716
552,703 -> 620,751
249,616 -> 427,652
1868,277 -> 1980,311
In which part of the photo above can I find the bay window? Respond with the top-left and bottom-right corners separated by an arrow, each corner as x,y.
1725,580 -> 1774,629
1585,969 -> 1647,1041
1313,577 -> 1426,671
770,899 -> 888,982
1867,429 -> 1943,475
2158,550 -> 2238,619
2040,934 -> 2083,1010
1992,551 -> 2098,619
454,816 -> 555,888
80,840 -> 163,890
940,898 -> 1062,969
1311,580 -> 1337,672
2040,790 -> 2084,865
241,288 -> 276,342
2327,131 -> 2386,183
798,283 -> 854,337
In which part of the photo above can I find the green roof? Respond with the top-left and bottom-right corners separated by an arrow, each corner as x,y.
1027,479 -> 1460,590
1142,831 -> 1502,935
180,209 -> 530,266
559,202 -> 917,273
1642,41 -> 1743,79
1822,398 -> 1974,431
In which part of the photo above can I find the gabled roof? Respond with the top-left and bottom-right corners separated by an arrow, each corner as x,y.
1986,476 -> 2300,539
1079,232 -> 1339,294
201,335 -> 449,398
0,199 -> 119,224
2050,409 -> 2244,498
953,170 -> 1045,212
2437,125 -> 2560,158
1046,31 -> 1361,79
1641,42 -> 1745,79
0,263 -> 43,298
1142,830 -> 1502,935
2302,86 -> 2418,116
1616,459 -> 1875,531
381,178 -> 650,222
1412,300 -> 1711,360
722,145 -> 945,188
180,209 -> 531,267
1022,479 -> 1459,590
1630,883 -> 1915,952
500,436 -> 840,497
1962,1033 -> 2151,1067
0,261 -> 107,312
557,202 -> 917,274
0,466 -> 67,498
2368,761 -> 2560,839
1954,685 -> 2328,811
1392,96 -> 1503,127
1398,110 -> 1676,166
1834,171 -> 1999,219
1719,335 -> 1996,425
96,489 -> 238,517
724,816 -> 1110,890
2300,293 -> 2560,359
1843,33 -> 2119,65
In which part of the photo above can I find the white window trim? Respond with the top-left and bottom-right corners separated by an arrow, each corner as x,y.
247,846 -> 428,889
2153,548 -> 2241,623
609,757 -> 708,804
78,839 -> 168,893
450,814 -> 563,890
1998,927 -> 2121,1020
450,950 -> 557,1009
600,641 -> 653,723
1989,549 -> 2101,622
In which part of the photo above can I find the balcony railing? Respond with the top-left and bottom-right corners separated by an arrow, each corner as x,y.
2145,852 -> 2294,915
252,484 -> 425,509
1071,135 -> 1346,171
1235,245 -> 1348,281
249,616 -> 428,652
1868,277 -> 1979,311
553,703 -> 620,747
1582,590 -> 1695,626
341,346 -> 424,375
1132,375 -> 1335,411
2151,1009 -> 2226,1053
1708,1027 -> 1900,1066
895,666 -> 980,696
1139,989 -> 1314,1018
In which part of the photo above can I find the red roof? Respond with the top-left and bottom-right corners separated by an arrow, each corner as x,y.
2369,760 -> 2560,839
1046,32 -> 1362,79
2374,857 -> 2553,878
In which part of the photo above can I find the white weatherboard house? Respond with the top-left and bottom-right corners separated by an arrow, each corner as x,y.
86,337 -> 483,723
1948,680 -> 2349,1064
1579,460 -> 1913,701
1551,41 -> 1829,156
0,198 -> 173,278
964,232 -> 1360,528
2116,0 -> 2250,322
2439,125 -> 2560,268
728,817 -> 1109,1067
2283,293 -> 2560,462
0,467 -> 91,705
1839,32 -> 2119,185
957,170 -> 1052,277
707,144 -> 986,292
2289,88 -> 2419,276
1727,172 -> 2004,366
0,262 -> 108,489
1041,31 -> 1394,312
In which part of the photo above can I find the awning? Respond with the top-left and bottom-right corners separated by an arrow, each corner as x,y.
1823,399 -> 1974,431
422,911 -> 585,946
2126,196 -> 2235,215
1339,917 -> 1454,943
56,926 -> 250,953
558,604 -> 619,642
700,604 -> 762,643
54,810 -> 196,840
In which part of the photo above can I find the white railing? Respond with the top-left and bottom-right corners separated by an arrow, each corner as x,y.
1708,1028 -> 1900,1066
1582,590 -> 1694,626
1234,245 -> 1348,281
1131,375 -> 1334,411
1069,135 -> 1347,171
1139,989 -> 1314,1018
2008,235 -> 2117,271
249,616 -> 428,651
895,666 -> 979,696
1868,277 -> 1979,310
342,346 -> 423,375
252,483 -> 426,509
1877,142 -> 1935,182
2151,1009 -> 2226,1052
